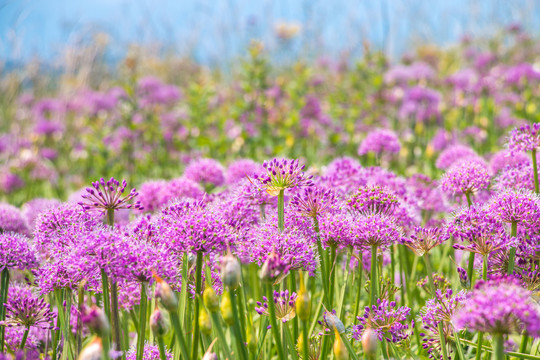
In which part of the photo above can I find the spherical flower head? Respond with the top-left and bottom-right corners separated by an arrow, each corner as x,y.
1,285 -> 56,330
440,160 -> 490,195
0,233 -> 38,271
184,158 -> 225,189
436,145 -> 479,170
226,159 -> 262,184
318,211 -> 363,249
5,326 -> 40,352
0,172 -> 24,194
79,177 -> 142,212
319,156 -> 364,196
353,299 -> 413,344
158,177 -> 204,205
126,344 -> 173,360
357,129 -> 401,156
347,186 -> 400,217
507,123 -> 540,153
489,150 -> 530,174
494,163 -> 537,192
137,180 -> 168,212
21,198 -> 61,231
255,290 -> 297,323
251,158 -> 314,195
453,277 -> 540,336
485,189 -> 540,225
401,226 -> 449,256
0,203 -> 29,236
353,214 -> 403,250
291,186 -> 337,218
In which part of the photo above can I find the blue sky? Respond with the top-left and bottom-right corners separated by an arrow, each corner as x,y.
1,0 -> 538,66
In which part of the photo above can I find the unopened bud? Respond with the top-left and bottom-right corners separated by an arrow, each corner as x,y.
199,307 -> 212,336
78,337 -> 102,360
153,274 -> 179,312
82,306 -> 110,336
220,290 -> 234,325
333,330 -> 348,360
324,311 -> 345,334
203,287 -> 220,313
296,280 -> 311,321
221,254 -> 242,290
150,307 -> 169,337
362,328 -> 378,359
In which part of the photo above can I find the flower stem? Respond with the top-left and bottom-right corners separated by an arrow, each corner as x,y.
77,284 -> 84,355
338,249 -> 352,318
302,320 -> 309,360
340,333 -> 360,360
282,322 -> 299,360
507,221 -> 518,274
465,192 -> 473,207
313,217 -> 330,307
169,311 -> 191,360
329,244 -> 337,308
519,332 -> 529,354
229,290 -> 249,360
532,149 -> 539,194
370,245 -> 378,307
209,311 -> 232,359
0,268 -> 9,352
482,254 -> 488,281
136,283 -> 147,360
266,284 -> 285,360
101,333 -> 111,360
278,189 -> 285,232
110,282 -> 122,353
157,336 -> 168,360
467,252 -> 476,288
493,333 -> 504,360
475,333 -> 484,360
100,270 -> 111,331
191,251 -> 204,360
19,326 -> 30,349
424,255 -> 449,360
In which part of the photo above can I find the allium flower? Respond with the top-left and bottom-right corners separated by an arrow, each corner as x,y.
494,163 -> 537,192
485,189 -> 540,226
453,278 -> 540,336
0,172 -> 24,194
357,129 -> 401,156
0,203 -> 29,235
0,233 -> 38,270
4,326 -> 40,352
184,158 -> 226,189
250,158 -> 313,195
489,150 -> 530,174
21,198 -> 61,231
319,157 -> 364,196
79,177 -> 142,212
347,186 -> 400,216
291,186 -> 336,218
419,289 -> 466,359
317,211 -> 362,249
352,299 -> 413,344
353,214 -> 403,250
401,227 -> 449,256
126,344 -> 173,360
158,177 -> 204,204
1,285 -> 56,330
137,180 -> 168,212
255,290 -> 297,323
226,159 -> 262,184
436,145 -> 479,170
507,123 -> 540,154
440,160 -> 490,195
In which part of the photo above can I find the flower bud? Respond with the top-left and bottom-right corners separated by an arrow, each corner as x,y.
362,328 -> 378,359
199,307 -> 212,336
203,287 -> 220,313
296,279 -> 311,321
246,322 -> 257,353
150,307 -> 170,337
333,330 -> 348,360
82,306 -> 110,336
154,274 -> 179,312
323,311 -> 345,334
220,290 -> 234,326
202,353 -> 218,360
221,254 -> 242,290
78,337 -> 102,360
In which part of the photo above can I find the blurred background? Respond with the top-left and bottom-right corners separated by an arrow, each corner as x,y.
1,0 -> 539,67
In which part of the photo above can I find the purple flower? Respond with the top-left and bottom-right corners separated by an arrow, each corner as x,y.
507,123 -> 540,153
250,158 -> 313,195
352,214 -> 403,250
184,158 -> 226,189
347,186 -> 400,217
21,198 -> 61,232
226,159 -> 262,184
79,177 -> 142,213
317,211 -> 362,249
398,86 -> 441,122
400,227 -> 449,256
0,233 -> 38,271
0,172 -> 24,194
489,150 -> 530,174
158,177 -> 204,205
290,186 -> 337,218
436,145 -> 479,170
137,180 -> 168,212
126,344 -> 173,360
255,290 -> 297,323
494,163 -> 538,192
0,203 -> 29,236
1,284 -> 56,330
440,160 -> 490,195
485,189 -> 540,226
357,129 -> 401,156
318,157 -> 364,196
352,299 -> 413,344
453,278 -> 540,336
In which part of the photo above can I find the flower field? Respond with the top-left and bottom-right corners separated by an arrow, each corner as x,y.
1,26 -> 540,360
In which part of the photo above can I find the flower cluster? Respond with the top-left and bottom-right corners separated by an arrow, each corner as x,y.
251,158 -> 313,195
255,290 -> 297,323
347,186 -> 400,217
79,177 -> 142,212
507,123 -> 540,153
440,160 -> 490,195
357,129 -> 401,156
0,233 -> 38,270
291,186 -> 337,218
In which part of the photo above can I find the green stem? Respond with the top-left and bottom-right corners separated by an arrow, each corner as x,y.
266,284 -> 285,360
102,332 -> 111,360
341,333 -> 360,360
229,290 -> 249,360
483,254 -> 488,281
209,312 -> 232,359
0,268 -> 9,352
170,311 -> 191,360
106,208 -> 115,227
289,272 -> 299,340
468,253 -> 476,288
338,249 -> 352,318
329,245 -> 337,308
532,149 -> 539,194
313,217 -> 330,307
507,221 -> 518,274
354,264 -> 363,317
77,284 -> 84,355
100,270 -> 111,328
453,326 -> 466,360
278,189 -> 285,232
302,320 -> 309,360
476,333 -> 484,360
191,251 -> 204,360
424,255 -> 449,360
370,245 -> 378,306
19,326 -> 30,349
519,332 -> 529,354
465,192 -> 473,207
136,283 -> 148,360
157,336 -> 168,360
110,282 -> 122,353
494,333 -> 504,360
282,323 -> 299,360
